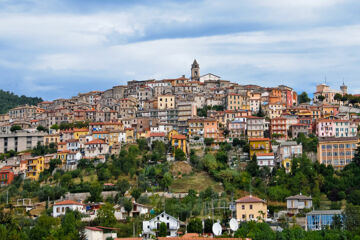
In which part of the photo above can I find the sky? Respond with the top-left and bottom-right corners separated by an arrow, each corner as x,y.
1,0 -> 360,100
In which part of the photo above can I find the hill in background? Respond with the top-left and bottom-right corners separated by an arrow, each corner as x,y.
0,90 -> 43,114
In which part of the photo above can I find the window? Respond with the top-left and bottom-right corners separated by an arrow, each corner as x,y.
242,214 -> 246,219
250,205 -> 253,210
242,205 -> 245,210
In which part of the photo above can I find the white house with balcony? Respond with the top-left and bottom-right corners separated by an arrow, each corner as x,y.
286,193 -> 312,214
53,200 -> 86,217
142,212 -> 180,238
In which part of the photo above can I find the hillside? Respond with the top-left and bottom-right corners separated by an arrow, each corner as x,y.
0,89 -> 43,114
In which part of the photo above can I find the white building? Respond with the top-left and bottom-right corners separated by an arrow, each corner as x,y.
114,201 -> 151,220
286,193 -> 312,215
53,200 -> 86,217
84,226 -> 118,240
84,139 -> 109,158
142,212 -> 180,238
199,73 -> 221,83
256,153 -> 275,170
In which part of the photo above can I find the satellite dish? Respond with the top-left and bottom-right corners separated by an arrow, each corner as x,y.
229,218 -> 239,231
212,222 -> 222,236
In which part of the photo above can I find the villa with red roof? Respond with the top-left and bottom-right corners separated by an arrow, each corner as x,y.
235,195 -> 267,222
52,200 -> 85,217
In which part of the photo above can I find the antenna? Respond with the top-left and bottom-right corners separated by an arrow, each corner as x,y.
212,222 -> 222,236
229,218 -> 239,232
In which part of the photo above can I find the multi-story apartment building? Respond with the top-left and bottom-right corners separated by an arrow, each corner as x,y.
203,118 -> 219,139
8,105 -> 38,121
228,119 -> 246,141
157,95 -> 175,110
226,93 -> 248,110
246,116 -> 265,138
316,119 -> 357,138
270,117 -> 287,140
26,156 -> 45,181
317,137 -> 358,170
0,130 -> 47,153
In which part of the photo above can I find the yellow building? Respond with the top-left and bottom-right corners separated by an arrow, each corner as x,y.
73,128 -> 89,139
57,150 -> 69,166
249,138 -> 271,158
171,134 -> 187,155
236,195 -> 267,222
26,156 -> 45,181
282,158 -> 292,173
317,137 -> 358,171
168,129 -> 179,139
125,128 -> 135,143
226,93 -> 248,110
44,134 -> 60,145
108,130 -> 120,146
157,95 -> 175,110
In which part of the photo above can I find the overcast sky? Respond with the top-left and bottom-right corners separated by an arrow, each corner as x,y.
1,0 -> 360,100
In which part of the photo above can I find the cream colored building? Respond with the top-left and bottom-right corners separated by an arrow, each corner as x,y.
236,195 -> 267,222
157,95 -> 175,110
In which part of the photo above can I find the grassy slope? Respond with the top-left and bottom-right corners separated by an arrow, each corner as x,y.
170,171 -> 224,193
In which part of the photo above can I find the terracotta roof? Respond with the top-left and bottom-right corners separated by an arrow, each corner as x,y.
54,200 -> 83,206
255,153 -> 274,157
92,131 -> 109,134
249,138 -> 270,141
172,134 -> 186,140
236,195 -> 266,203
85,226 -> 103,232
85,139 -> 106,145
150,132 -> 166,137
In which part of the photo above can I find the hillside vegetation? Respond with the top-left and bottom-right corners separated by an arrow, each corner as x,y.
0,89 -> 43,114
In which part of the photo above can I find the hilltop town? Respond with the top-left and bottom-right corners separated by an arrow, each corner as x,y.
1,60 -> 360,239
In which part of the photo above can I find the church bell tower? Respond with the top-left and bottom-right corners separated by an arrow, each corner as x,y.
191,59 -> 200,81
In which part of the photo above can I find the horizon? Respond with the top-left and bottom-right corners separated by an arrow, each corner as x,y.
1,0 -> 360,100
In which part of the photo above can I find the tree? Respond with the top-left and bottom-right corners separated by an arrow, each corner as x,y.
117,179 -> 130,197
137,138 -> 149,152
223,128 -> 230,137
10,125 -> 21,132
344,204 -> 360,233
88,183 -> 103,202
29,214 -> 60,240
158,222 -> 167,237
347,190 -> 360,205
215,151 -> 228,164
161,172 -> 173,191
256,105 -> 265,117
187,218 -> 202,233
131,188 -> 142,201
95,203 -> 117,227
204,218 -> 213,233
353,146 -> 360,167
50,124 -> 60,130
174,148 -> 186,161
334,93 -> 343,102
122,198 -> 133,216
37,125 -> 48,132
246,154 -> 259,177
317,95 -> 325,102
204,138 -> 214,146
298,92 -> 311,104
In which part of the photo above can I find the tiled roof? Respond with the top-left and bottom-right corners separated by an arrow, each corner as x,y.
85,139 -> 106,145
54,200 -> 83,206
150,132 -> 166,137
236,195 -> 266,203
172,134 -> 186,140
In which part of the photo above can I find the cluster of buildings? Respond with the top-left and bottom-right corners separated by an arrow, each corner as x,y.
0,60 -> 359,183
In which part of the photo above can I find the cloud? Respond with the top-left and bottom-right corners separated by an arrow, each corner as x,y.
0,0 -> 360,99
